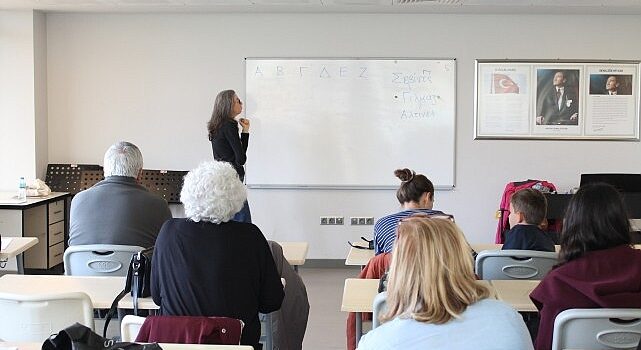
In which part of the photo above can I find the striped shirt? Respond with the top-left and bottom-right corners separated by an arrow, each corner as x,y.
373,208 -> 448,255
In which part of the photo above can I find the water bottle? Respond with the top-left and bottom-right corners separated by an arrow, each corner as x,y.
17,177 -> 27,202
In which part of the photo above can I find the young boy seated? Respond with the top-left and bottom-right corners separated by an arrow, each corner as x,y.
502,188 -> 555,252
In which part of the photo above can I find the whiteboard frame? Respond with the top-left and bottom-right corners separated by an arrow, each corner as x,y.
244,57 -> 457,190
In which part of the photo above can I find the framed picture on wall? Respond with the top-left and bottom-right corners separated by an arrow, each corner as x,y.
474,60 -> 640,140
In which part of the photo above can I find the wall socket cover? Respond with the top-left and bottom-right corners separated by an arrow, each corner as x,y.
320,216 -> 344,225
350,216 -> 375,225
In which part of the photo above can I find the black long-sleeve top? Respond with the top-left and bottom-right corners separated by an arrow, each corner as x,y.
151,218 -> 284,349
210,119 -> 249,181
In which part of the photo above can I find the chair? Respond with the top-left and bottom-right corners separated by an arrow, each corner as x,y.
0,291 -> 94,342
372,292 -> 387,329
120,314 -> 146,342
552,308 -> 641,350
63,244 -> 143,276
475,250 -> 558,280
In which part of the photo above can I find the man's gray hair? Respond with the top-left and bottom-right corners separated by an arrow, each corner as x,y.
103,141 -> 143,178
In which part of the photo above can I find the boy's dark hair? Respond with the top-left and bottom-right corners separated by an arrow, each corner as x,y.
510,188 -> 547,225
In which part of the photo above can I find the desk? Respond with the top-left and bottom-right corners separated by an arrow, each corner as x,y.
0,274 -> 158,310
0,237 -> 39,274
0,342 -> 252,350
341,278 -> 379,344
278,242 -> 309,271
0,192 -> 71,269
341,278 -> 496,343
345,245 -> 374,267
491,280 -> 539,312
470,243 -> 502,252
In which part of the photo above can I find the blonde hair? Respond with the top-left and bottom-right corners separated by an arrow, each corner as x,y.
381,216 -> 489,324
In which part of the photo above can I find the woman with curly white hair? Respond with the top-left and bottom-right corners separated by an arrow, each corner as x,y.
151,161 -> 284,350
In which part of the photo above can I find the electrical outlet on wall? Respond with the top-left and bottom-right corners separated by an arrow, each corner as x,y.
350,216 -> 376,225
321,216 -> 344,225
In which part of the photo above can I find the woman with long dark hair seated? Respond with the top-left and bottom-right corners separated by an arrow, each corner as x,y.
530,183 -> 641,350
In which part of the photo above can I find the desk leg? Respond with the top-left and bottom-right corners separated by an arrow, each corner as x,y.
355,312 -> 362,345
294,265 -> 299,273
17,253 -> 24,274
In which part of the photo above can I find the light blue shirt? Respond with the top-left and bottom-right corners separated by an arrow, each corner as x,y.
358,299 -> 533,350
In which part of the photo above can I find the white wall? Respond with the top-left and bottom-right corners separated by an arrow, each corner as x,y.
34,11 -> 48,185
46,13 -> 641,258
0,11 -> 37,190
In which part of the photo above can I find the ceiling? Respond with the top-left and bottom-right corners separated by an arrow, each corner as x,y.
1,0 -> 641,14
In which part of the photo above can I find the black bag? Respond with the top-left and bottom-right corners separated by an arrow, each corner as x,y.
348,236 -> 374,250
378,271 -> 388,293
43,322 -> 161,350
103,247 -> 154,338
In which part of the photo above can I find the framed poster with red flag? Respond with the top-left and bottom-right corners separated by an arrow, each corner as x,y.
474,60 -> 640,140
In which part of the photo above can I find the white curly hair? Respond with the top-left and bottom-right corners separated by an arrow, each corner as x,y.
180,161 -> 247,223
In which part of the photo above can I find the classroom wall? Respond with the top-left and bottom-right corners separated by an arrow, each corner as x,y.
0,11 -> 38,191
34,11 -> 49,188
45,13 -> 641,258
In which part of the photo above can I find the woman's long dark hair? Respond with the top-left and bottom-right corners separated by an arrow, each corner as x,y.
559,182 -> 631,265
208,89 -> 236,140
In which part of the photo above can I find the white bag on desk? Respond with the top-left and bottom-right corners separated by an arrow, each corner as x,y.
26,178 -> 51,197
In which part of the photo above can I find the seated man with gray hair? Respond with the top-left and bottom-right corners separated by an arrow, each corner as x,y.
69,141 -> 172,248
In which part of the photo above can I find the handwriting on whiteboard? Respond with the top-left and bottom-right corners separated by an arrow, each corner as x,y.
253,65 -> 369,79
251,63 -> 443,120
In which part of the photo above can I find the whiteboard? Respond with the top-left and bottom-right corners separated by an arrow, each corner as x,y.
245,58 -> 456,188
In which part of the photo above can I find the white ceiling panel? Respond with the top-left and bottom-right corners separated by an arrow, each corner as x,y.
1,0 -> 641,13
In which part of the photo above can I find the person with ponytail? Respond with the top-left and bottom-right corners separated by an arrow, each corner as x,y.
372,168 -> 451,255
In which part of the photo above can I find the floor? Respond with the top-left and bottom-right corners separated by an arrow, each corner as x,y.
298,267 -> 361,350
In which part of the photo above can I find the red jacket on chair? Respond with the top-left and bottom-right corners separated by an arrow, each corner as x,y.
135,315 -> 243,345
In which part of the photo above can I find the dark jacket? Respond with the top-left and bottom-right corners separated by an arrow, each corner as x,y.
502,224 -> 555,252
151,218 -> 284,350
530,245 -> 641,350
538,86 -> 578,125
210,119 -> 249,181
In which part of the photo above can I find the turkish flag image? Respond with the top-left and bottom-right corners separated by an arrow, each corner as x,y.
492,73 -> 520,94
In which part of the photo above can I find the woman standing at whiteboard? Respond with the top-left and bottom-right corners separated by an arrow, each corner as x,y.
208,89 -> 252,223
